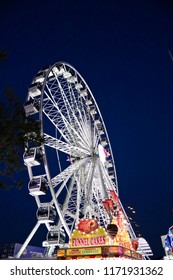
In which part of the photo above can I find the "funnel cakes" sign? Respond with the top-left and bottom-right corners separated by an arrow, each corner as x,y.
70,227 -> 109,248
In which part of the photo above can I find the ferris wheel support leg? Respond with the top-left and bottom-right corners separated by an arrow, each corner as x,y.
49,184 -> 71,237
15,221 -> 41,259
42,150 -> 71,237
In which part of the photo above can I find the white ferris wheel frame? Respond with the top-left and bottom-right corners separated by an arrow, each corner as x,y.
16,62 -> 137,258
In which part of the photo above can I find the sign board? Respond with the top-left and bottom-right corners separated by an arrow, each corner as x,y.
70,227 -> 109,248
66,247 -> 102,256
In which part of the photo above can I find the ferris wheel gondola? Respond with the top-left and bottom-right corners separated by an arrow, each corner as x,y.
37,204 -> 56,223
28,176 -> 48,196
23,147 -> 43,166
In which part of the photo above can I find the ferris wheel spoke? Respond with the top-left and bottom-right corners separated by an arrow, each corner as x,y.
51,157 -> 90,187
67,88 -> 95,148
51,161 -> 85,204
42,96 -> 68,144
42,98 -> 71,144
43,95 -> 76,145
44,133 -> 90,157
43,95 -> 91,150
55,76 -> 91,144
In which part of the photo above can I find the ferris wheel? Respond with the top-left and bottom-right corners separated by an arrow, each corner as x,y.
16,62 -> 139,258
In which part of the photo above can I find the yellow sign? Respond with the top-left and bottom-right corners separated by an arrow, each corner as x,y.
70,227 -> 109,248
57,249 -> 65,257
66,247 -> 102,256
102,246 -> 122,255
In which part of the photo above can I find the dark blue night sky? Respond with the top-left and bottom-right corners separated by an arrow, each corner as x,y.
1,0 -> 173,259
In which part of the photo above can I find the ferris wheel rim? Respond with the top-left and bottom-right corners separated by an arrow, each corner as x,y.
24,61 -> 121,241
